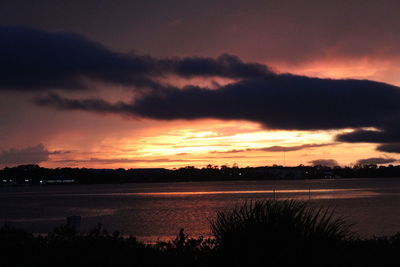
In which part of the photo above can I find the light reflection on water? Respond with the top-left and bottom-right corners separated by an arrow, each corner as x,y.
1,178 -> 400,242
0,188 -> 380,198
114,188 -> 378,196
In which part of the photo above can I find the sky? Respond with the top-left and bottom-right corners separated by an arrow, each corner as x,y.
1,0 -> 400,169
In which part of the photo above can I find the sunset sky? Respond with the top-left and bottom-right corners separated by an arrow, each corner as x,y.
1,0 -> 400,169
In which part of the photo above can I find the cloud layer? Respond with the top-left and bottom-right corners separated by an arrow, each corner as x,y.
0,144 -> 51,165
214,143 -> 333,154
4,26 -> 400,155
356,157 -> 398,165
0,26 -> 270,91
308,159 -> 339,168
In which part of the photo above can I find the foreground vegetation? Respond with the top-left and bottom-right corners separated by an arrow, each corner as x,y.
2,200 -> 400,266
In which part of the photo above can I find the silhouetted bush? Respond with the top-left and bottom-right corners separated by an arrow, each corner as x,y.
210,200 -> 354,266
154,228 -> 215,266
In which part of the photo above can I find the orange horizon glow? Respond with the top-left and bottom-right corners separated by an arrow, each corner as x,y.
40,117 -> 389,169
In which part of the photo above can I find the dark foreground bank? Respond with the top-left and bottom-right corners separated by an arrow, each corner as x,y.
1,200 -> 400,267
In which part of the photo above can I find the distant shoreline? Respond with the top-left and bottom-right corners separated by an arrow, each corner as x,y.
2,164 -> 400,185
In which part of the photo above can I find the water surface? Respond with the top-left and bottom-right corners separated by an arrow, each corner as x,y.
1,178 -> 400,242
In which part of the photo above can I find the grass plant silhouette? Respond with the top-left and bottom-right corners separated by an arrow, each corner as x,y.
210,200 -> 354,266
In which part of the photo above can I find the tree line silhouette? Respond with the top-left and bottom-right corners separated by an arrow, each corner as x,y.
2,163 -> 400,185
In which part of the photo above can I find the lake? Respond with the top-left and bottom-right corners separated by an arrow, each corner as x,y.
1,178 -> 400,242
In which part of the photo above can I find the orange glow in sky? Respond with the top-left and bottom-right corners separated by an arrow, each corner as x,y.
42,118 -> 384,169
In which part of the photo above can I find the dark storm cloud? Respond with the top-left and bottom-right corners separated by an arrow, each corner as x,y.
213,143 -> 333,154
0,26 -> 271,91
123,76 -> 400,131
34,93 -> 133,115
336,126 -> 400,153
160,54 -> 270,79
0,144 -> 59,165
376,143 -> 400,153
0,26 -> 155,90
308,159 -> 339,167
337,127 -> 400,143
35,75 -> 400,131
356,157 -> 398,165
39,75 -> 400,130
